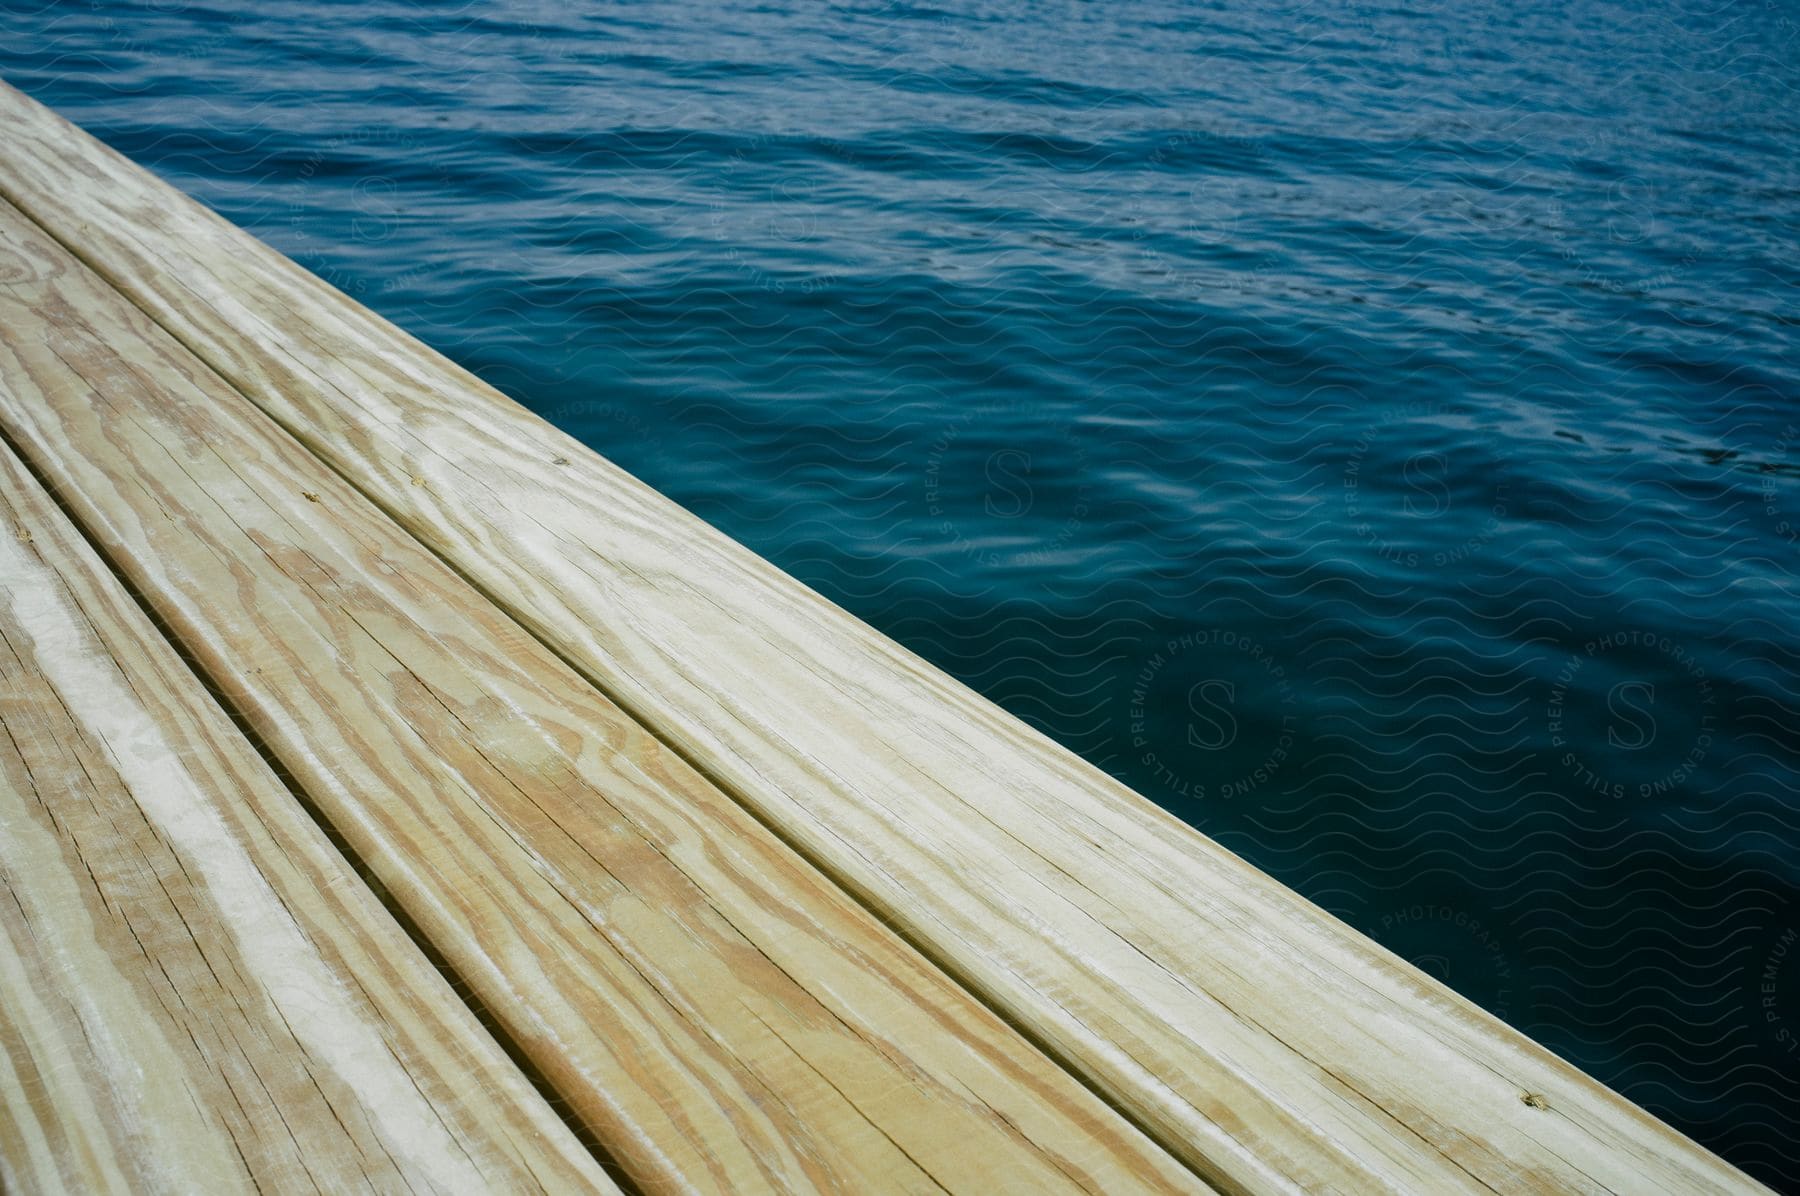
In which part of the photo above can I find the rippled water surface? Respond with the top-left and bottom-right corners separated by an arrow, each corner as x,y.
5,0 -> 1799,1182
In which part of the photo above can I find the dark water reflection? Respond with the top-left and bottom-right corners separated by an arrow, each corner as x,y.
5,0 -> 1798,1181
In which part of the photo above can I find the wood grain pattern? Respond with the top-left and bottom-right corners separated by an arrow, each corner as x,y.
0,78 -> 1763,1196
0,440 -> 617,1193
0,194 -> 1201,1194
0,80 -> 1765,1193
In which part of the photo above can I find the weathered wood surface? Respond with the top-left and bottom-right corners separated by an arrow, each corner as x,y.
0,80 -> 1764,1195
0,195 -> 1200,1194
0,445 -> 617,1193
0,82 -> 1762,1194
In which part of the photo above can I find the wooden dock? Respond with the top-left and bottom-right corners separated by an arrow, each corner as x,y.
0,80 -> 1770,1194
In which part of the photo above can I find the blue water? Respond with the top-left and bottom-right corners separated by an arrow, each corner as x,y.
5,0 -> 1799,1182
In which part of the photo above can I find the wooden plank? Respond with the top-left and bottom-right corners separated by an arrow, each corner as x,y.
0,81 -> 1764,1193
0,444 -> 618,1192
0,197 -> 1200,1194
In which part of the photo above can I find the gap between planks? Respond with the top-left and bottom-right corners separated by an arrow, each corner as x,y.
0,414 -> 645,1196
0,419 -> 623,1195
0,192 -> 1205,1195
0,77 -> 1770,1195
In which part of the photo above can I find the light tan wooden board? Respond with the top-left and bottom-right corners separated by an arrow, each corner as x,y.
0,193 -> 1201,1194
0,440 -> 618,1192
0,80 -> 1765,1194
